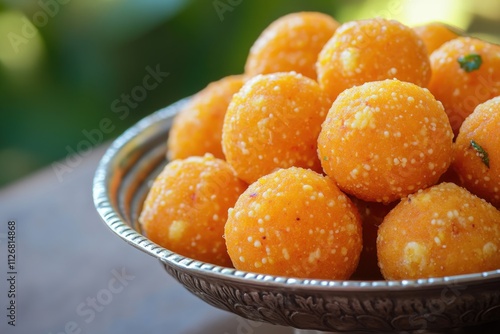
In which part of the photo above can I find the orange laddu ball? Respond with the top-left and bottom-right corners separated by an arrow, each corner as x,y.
452,96 -> 500,209
139,154 -> 247,267
377,182 -> 500,280
167,75 -> 245,160
412,22 -> 460,55
428,37 -> 500,136
244,12 -> 339,79
224,167 -> 363,279
316,18 -> 431,101
318,79 -> 454,204
222,72 -> 331,184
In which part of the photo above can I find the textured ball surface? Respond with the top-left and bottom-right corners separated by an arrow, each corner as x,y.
317,18 -> 431,101
222,72 -> 331,184
245,12 -> 339,79
412,22 -> 460,55
377,182 -> 500,279
318,79 -> 454,203
453,96 -> 500,208
428,37 -> 500,135
167,75 -> 244,160
225,167 -> 363,279
139,154 -> 247,267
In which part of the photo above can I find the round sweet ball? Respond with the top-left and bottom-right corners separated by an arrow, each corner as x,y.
167,75 -> 245,161
224,167 -> 363,279
452,96 -> 500,209
318,79 -> 454,204
428,37 -> 500,136
316,17 -> 431,101
244,12 -> 339,79
377,182 -> 500,280
412,22 -> 460,55
222,72 -> 331,184
139,154 -> 247,267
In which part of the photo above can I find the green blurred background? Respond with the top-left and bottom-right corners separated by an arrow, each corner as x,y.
1,0 -> 499,187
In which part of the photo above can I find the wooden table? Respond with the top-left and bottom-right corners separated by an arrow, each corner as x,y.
0,145 -> 289,334
1,145 -> 499,334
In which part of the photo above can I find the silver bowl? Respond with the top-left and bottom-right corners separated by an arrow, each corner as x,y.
93,99 -> 500,332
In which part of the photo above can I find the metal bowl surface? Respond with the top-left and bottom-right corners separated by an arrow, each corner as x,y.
93,99 -> 500,332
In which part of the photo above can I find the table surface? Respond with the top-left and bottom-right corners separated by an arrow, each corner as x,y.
0,145 -> 290,334
1,145 -> 500,334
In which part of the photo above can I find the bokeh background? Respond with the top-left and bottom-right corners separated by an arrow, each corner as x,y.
1,0 -> 500,187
